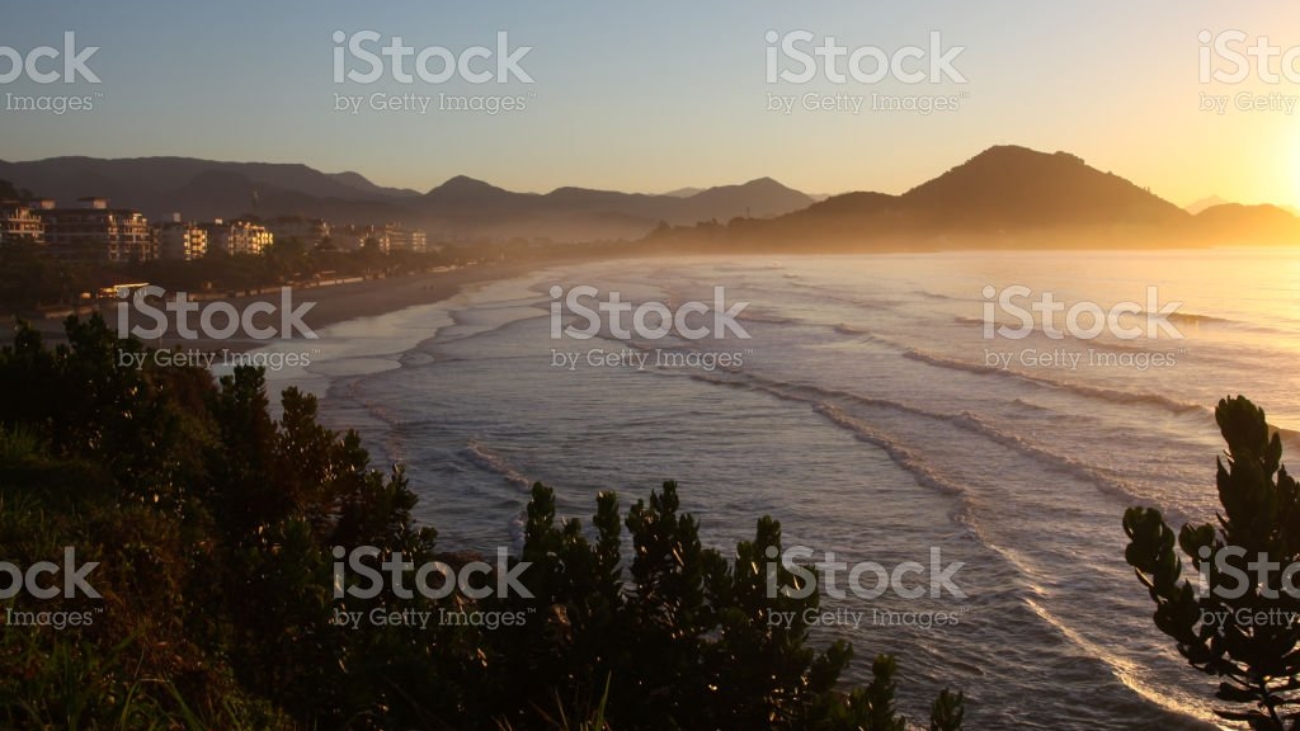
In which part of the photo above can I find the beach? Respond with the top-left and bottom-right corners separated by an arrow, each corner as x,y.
14,259 -> 544,350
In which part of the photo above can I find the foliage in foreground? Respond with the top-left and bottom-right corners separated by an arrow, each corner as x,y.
1126,396 -> 1300,730
0,314 -> 963,730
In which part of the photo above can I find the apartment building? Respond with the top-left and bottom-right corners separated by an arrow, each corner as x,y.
202,219 -> 274,256
154,220 -> 209,261
384,224 -> 428,253
38,198 -> 156,262
0,200 -> 46,245
330,223 -> 428,253
264,215 -> 330,247
330,224 -> 385,253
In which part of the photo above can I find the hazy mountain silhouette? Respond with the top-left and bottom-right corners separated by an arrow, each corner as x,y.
0,157 -> 416,203
897,146 -> 1186,227
5,148 -> 1298,247
491,178 -> 812,220
1187,195 -> 1300,218
327,170 -> 422,199
672,145 -> 1300,250
411,175 -> 814,240
678,178 -> 813,220
422,176 -> 526,211
0,157 -> 816,241
663,187 -> 704,198
1186,195 -> 1230,214
754,146 -> 1182,231
134,167 -> 409,223
1193,203 -> 1300,242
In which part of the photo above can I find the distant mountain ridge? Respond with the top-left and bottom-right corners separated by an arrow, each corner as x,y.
679,145 -> 1300,250
0,156 -> 816,242
4,147 -> 1298,248
1186,195 -> 1230,215
1187,195 -> 1300,217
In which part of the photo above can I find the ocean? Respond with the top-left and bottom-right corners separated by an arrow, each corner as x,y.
257,249 -> 1300,730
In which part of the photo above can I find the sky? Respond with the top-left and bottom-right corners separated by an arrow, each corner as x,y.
1,0 -> 1299,207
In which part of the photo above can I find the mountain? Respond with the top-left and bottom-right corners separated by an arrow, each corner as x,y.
7,148 -> 1296,249
666,183 -> 827,203
898,146 -> 1187,228
777,145 -> 1184,229
327,171 -> 420,198
423,175 -> 529,211
663,187 -> 704,198
1186,195 -> 1230,214
409,175 -> 815,241
664,145 -> 1296,250
0,156 -> 416,223
1193,203 -> 1300,243
676,178 -> 814,221
0,157 -> 818,242
1187,195 -> 1300,218
133,166 -> 408,224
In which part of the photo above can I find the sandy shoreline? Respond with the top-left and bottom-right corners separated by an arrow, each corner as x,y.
14,260 -> 547,352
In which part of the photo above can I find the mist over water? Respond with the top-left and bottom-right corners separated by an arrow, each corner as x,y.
264,249 -> 1300,730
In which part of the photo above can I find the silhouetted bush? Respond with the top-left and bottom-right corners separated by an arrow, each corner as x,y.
0,315 -> 962,730
1127,396 -> 1300,730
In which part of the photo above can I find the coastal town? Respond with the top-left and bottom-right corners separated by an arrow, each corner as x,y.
0,195 -> 429,262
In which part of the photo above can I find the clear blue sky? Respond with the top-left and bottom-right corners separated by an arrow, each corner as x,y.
2,0 -> 1298,205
